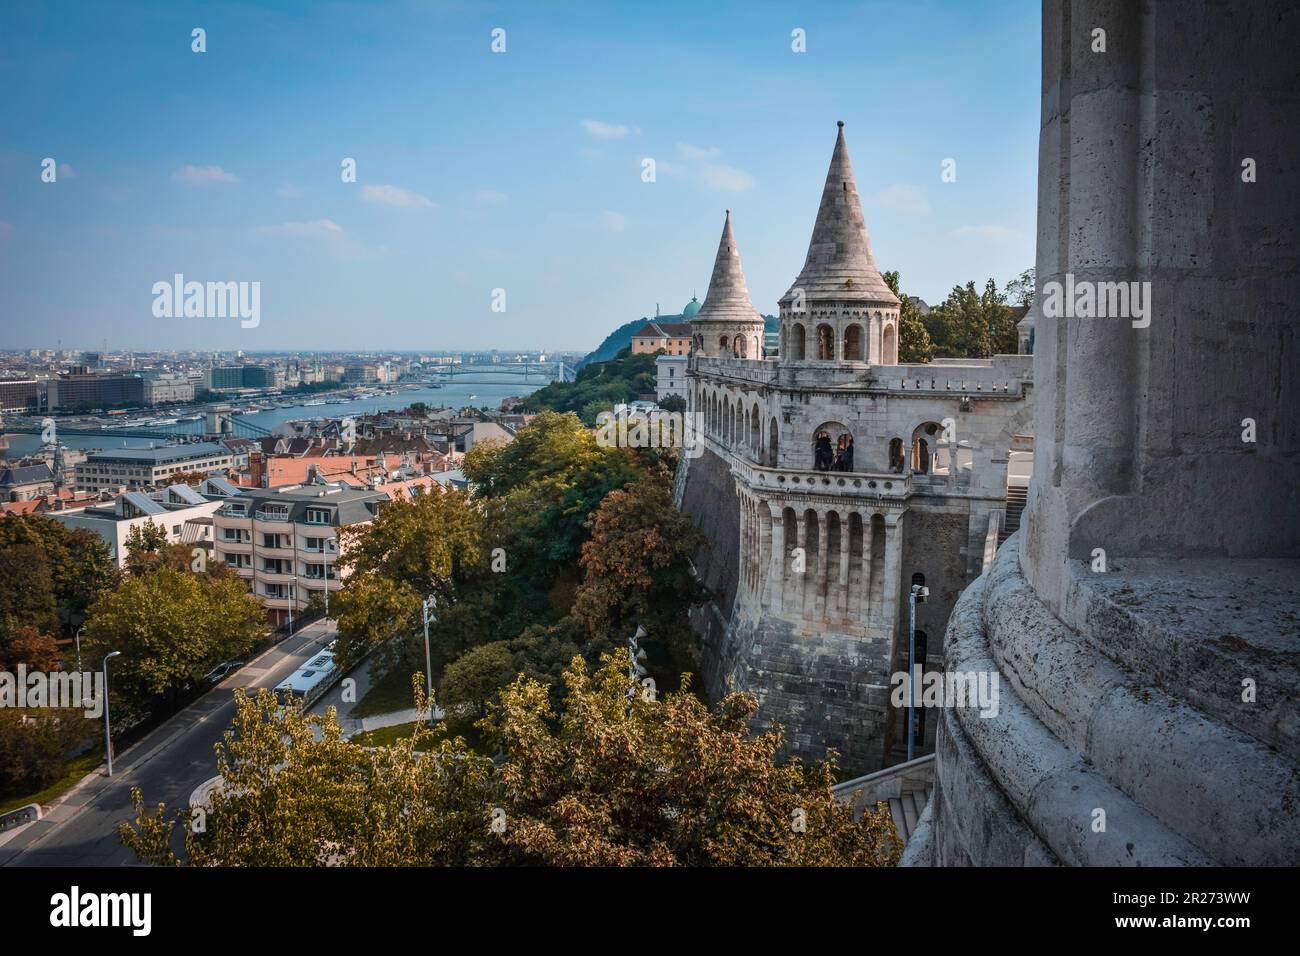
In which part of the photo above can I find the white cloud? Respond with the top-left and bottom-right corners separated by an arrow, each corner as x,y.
360,184 -> 435,209
477,189 -> 508,205
255,219 -> 345,239
603,210 -> 627,232
581,119 -> 630,138
698,164 -> 756,193
171,164 -> 239,185
276,185 -> 302,199
950,224 -> 1016,241
676,142 -> 721,161
870,183 -> 930,215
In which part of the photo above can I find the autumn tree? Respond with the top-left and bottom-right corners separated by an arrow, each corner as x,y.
118,657 -> 901,867
119,684 -> 492,867
572,480 -> 707,668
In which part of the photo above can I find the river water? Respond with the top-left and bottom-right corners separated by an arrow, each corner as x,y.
3,379 -> 541,460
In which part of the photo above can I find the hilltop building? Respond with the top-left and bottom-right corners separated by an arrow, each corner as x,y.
675,122 -> 1034,774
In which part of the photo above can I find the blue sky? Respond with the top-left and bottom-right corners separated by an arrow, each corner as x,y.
0,0 -> 1040,351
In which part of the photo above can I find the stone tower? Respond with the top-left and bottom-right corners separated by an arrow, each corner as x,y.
913,0 -> 1300,866
689,210 -> 765,360
779,121 -> 902,364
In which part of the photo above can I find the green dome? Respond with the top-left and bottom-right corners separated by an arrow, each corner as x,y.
681,297 -> 701,318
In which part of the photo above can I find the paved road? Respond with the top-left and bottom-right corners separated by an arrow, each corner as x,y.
0,620 -> 337,867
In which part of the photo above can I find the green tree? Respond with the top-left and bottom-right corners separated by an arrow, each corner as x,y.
83,566 -> 268,713
883,270 -> 935,364
440,640 -> 516,718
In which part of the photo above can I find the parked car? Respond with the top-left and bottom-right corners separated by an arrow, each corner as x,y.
203,660 -> 245,685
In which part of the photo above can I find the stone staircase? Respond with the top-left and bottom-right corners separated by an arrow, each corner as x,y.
999,485 -> 1028,546
833,754 -> 935,846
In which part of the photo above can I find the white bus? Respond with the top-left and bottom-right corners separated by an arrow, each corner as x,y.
273,648 -> 340,709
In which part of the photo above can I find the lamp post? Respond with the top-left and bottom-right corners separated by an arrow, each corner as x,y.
102,650 -> 121,776
325,537 -> 338,621
906,583 -> 928,762
287,573 -> 298,634
422,595 -> 436,724
75,625 -> 85,673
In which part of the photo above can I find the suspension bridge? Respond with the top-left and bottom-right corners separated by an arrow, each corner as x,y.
422,361 -> 576,386
1,415 -> 272,442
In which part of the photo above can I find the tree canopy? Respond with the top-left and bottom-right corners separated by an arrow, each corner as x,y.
119,655 -> 900,867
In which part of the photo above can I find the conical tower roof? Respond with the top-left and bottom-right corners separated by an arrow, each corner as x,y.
783,121 -> 900,305
691,210 -> 764,327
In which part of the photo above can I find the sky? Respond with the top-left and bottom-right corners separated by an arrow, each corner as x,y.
0,0 -> 1041,352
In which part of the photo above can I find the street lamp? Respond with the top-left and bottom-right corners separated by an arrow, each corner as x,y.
325,537 -> 337,621
102,650 -> 121,776
75,625 -> 85,673
287,573 -> 298,634
422,595 -> 437,724
907,583 -> 929,762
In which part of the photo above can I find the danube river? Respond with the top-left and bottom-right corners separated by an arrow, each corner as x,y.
3,380 -> 539,459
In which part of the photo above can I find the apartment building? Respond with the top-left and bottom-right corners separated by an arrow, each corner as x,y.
50,481 -> 224,567
74,442 -> 235,492
212,483 -> 386,626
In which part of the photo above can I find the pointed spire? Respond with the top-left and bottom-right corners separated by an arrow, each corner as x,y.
691,210 -> 763,327
783,121 -> 899,305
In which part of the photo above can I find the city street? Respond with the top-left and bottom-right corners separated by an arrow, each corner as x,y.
0,620 -> 337,867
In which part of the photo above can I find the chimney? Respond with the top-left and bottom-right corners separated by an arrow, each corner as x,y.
249,449 -> 264,489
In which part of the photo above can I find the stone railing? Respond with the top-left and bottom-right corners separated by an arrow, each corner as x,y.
730,454 -> 911,499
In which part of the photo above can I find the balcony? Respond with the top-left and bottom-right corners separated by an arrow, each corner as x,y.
217,539 -> 252,555
729,453 -> 911,500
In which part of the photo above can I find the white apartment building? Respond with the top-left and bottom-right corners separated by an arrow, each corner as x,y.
50,481 -> 224,567
212,483 -> 387,626
655,354 -> 688,403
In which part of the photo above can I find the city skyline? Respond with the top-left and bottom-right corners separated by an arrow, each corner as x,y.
0,0 -> 1039,351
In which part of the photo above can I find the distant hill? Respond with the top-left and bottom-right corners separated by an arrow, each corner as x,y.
579,313 -> 780,367
578,318 -> 648,369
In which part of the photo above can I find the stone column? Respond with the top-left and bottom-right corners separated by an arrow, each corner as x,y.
861,515 -> 876,623
877,512 -> 904,642
768,503 -> 785,613
838,508 -> 852,620
795,509 -> 808,614
815,508 -> 830,619
920,0 -> 1300,868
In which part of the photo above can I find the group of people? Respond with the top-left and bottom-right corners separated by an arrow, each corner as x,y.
813,431 -> 855,472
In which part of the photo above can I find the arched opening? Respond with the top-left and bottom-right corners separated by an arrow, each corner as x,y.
750,402 -> 761,455
882,323 -> 897,364
911,422 -> 946,474
768,417 -> 779,466
888,437 -> 906,473
736,335 -> 747,358
911,571 -> 926,588
816,324 -> 835,360
811,421 -> 854,472
843,323 -> 864,361
789,323 -> 807,360
719,335 -> 729,354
